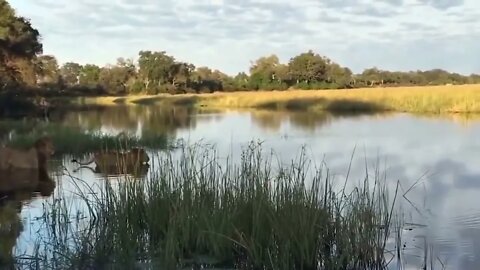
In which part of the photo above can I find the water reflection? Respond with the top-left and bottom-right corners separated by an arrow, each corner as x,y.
58,105 -> 200,136
0,169 -> 55,268
55,105 -> 386,136
0,199 -> 22,267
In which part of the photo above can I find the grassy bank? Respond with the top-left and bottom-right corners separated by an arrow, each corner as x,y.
77,84 -> 480,114
17,143 -> 397,270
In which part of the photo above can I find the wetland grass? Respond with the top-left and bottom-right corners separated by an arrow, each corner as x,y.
80,84 -> 480,114
183,85 -> 480,114
19,143 -> 397,270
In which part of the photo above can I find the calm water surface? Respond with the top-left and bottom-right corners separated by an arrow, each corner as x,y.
2,105 -> 480,269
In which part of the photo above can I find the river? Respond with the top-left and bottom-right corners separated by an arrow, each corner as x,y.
2,104 -> 480,269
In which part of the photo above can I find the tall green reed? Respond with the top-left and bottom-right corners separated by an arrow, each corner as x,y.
22,142 -> 397,270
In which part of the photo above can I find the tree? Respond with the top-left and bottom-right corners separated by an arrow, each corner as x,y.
79,64 -> 101,86
211,69 -> 235,91
99,59 -> 136,94
469,74 -> 480,84
60,62 -> 82,86
361,67 -> 383,86
170,62 -> 195,89
233,72 -> 250,90
0,0 -> 42,86
138,50 -> 175,90
325,62 -> 352,88
249,54 -> 281,89
288,50 -> 328,84
249,55 -> 279,75
274,64 -> 290,83
191,66 -> 213,82
35,55 -> 59,84
190,66 -> 222,93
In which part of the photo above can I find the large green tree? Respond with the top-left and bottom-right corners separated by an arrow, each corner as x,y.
247,54 -> 289,90
249,55 -> 279,89
233,72 -> 250,90
79,64 -> 101,86
138,50 -> 175,91
288,50 -> 328,84
0,0 -> 42,86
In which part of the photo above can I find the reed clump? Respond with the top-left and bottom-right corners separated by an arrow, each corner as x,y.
22,143 -> 396,270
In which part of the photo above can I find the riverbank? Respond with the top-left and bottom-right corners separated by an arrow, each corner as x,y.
74,84 -> 480,114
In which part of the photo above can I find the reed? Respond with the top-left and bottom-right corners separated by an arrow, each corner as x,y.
19,142 -> 397,270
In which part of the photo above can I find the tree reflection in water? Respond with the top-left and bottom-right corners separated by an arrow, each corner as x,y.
0,169 -> 55,268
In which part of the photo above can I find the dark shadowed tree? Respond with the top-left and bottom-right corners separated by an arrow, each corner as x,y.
190,66 -> 222,93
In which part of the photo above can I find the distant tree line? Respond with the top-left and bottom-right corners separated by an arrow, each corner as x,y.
2,0 -> 480,97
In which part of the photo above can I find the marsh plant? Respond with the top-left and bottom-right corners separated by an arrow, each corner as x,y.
18,142 -> 397,270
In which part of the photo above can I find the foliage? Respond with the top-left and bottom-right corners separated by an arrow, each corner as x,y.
0,0 -> 42,87
79,64 -> 101,86
1,0 -> 480,96
59,62 -> 82,86
34,52 -> 478,96
288,50 -> 328,84
35,55 -> 59,84
98,61 -> 135,95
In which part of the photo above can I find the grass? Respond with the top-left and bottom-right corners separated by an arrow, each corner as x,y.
15,142 -> 398,270
76,84 -> 480,114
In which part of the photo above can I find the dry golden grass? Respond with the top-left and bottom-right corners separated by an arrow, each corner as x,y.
79,84 -> 480,113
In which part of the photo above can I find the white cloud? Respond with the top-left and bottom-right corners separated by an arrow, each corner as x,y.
8,0 -> 480,75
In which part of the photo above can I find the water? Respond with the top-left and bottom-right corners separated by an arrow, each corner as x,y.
2,105 -> 480,269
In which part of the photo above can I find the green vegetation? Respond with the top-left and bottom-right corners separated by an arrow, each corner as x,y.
1,0 -> 479,105
14,143 -> 397,270
0,120 -> 170,155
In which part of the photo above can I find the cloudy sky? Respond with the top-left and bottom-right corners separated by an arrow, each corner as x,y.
8,0 -> 480,75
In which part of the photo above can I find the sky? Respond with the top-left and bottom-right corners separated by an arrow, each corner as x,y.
8,0 -> 480,75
